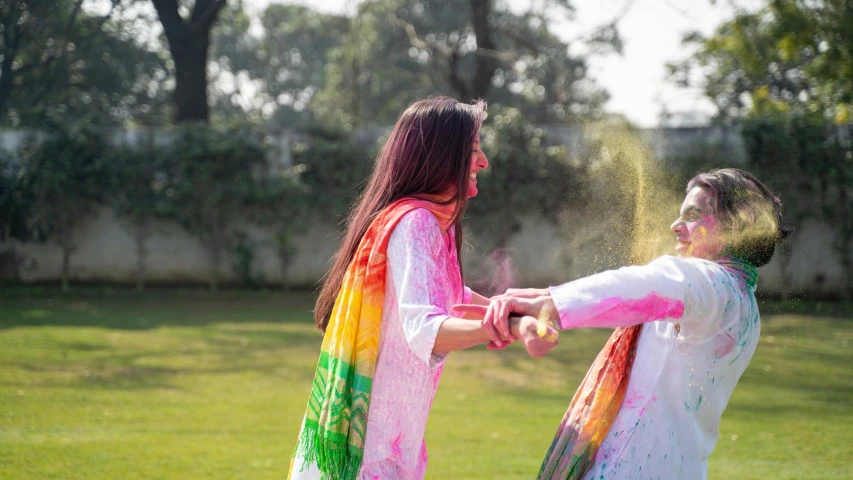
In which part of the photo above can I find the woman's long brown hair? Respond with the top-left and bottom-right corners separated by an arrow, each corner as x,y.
313,97 -> 486,331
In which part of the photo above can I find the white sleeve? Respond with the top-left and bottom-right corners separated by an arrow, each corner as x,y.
548,256 -> 733,339
387,209 -> 454,367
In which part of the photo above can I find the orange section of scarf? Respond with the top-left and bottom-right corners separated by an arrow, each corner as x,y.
537,325 -> 642,479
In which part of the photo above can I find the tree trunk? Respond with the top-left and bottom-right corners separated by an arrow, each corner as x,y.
151,0 -> 227,123
777,236 -> 794,301
444,0 -> 500,101
275,229 -> 294,290
479,219 -> 518,296
841,235 -> 853,302
133,220 -> 149,292
279,249 -> 290,291
493,220 -> 514,252
57,226 -> 75,293
209,243 -> 220,292
349,20 -> 361,128
0,55 -> 15,121
447,49 -> 473,101
0,8 -> 24,120
172,40 -> 211,123
207,227 -> 226,291
61,244 -> 72,293
469,0 -> 499,99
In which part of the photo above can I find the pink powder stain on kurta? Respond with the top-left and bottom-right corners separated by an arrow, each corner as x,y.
622,392 -> 658,418
390,434 -> 404,459
418,442 -> 429,470
712,332 -> 737,358
431,365 -> 444,385
560,293 -> 685,330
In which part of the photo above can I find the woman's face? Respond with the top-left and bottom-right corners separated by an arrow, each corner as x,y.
670,186 -> 726,260
467,132 -> 489,198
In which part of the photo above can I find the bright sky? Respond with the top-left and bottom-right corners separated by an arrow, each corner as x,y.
243,0 -> 744,127
568,0 -> 737,127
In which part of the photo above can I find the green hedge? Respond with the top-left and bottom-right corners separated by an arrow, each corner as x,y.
0,123 -> 373,290
6,117 -> 851,294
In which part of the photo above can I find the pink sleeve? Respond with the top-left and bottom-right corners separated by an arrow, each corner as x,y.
548,256 -> 728,334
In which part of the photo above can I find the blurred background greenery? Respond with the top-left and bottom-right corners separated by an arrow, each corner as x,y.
1,0 -> 852,478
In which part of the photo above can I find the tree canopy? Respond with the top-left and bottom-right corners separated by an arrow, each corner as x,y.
669,0 -> 853,123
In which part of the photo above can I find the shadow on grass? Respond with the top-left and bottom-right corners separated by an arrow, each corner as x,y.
0,291 -> 325,391
0,327 -> 323,391
0,288 -> 317,331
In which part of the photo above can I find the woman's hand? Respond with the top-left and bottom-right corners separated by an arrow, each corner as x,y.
452,295 -> 560,355
480,294 -> 560,346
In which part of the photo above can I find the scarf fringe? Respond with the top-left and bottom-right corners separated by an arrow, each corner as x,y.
295,423 -> 364,480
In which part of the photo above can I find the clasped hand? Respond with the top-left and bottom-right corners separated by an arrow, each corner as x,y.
454,288 -> 560,358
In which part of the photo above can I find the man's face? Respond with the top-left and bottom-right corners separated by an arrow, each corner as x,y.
670,186 -> 725,260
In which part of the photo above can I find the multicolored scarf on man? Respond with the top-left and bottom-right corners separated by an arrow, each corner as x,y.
537,324 -> 642,480
537,256 -> 758,480
292,196 -> 455,480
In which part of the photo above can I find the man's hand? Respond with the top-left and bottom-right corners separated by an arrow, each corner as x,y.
511,315 -> 559,358
452,293 -> 561,355
479,294 -> 559,346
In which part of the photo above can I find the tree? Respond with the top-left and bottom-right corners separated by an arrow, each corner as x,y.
463,107 -> 586,294
249,126 -> 372,289
150,0 -> 228,123
17,126 -> 113,292
741,116 -> 853,298
0,0 -> 169,126
668,0 -> 853,123
110,143 -> 171,290
312,0 -> 618,127
211,3 -> 348,127
160,123 -> 265,290
246,170 -> 310,289
0,0 -> 98,120
290,126 -> 373,220
771,0 -> 853,114
669,0 -> 853,296
0,148 -> 29,242
468,107 -> 585,247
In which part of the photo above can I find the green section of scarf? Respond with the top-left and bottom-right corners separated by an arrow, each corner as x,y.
297,352 -> 373,480
717,256 -> 758,289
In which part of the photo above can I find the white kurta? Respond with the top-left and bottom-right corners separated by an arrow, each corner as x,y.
548,256 -> 760,480
290,209 -> 471,480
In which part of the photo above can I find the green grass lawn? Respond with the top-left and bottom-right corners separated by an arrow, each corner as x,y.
1,289 -> 851,479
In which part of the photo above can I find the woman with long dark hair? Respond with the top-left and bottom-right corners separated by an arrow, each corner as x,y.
288,97 -> 557,480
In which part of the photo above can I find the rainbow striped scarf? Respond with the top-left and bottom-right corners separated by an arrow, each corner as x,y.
292,197 -> 455,480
